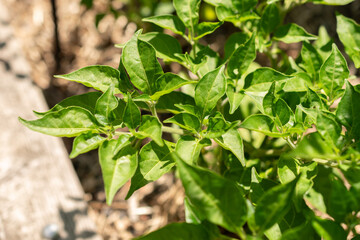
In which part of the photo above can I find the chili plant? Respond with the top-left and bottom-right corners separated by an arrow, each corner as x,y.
20,0 -> 360,239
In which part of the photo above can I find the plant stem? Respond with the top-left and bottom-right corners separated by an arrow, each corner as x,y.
162,126 -> 185,135
285,137 -> 296,149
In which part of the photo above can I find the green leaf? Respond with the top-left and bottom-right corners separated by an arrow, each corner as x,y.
336,14 -> 360,68
99,140 -> 138,205
278,156 -> 298,184
226,81 -> 245,114
33,92 -> 102,117
289,132 -> 337,160
224,32 -> 248,59
142,15 -> 186,35
177,159 -> 247,235
300,41 -> 323,79
319,44 -> 349,99
336,81 -> 360,141
19,107 -> 99,137
70,132 -> 106,158
274,24 -> 317,43
136,222 -> 210,240
207,112 -> 237,138
175,136 -> 212,164
156,91 -> 195,113
196,45 -> 222,78
195,65 -> 226,119
195,21 -> 223,40
280,223 -> 315,240
311,0 -> 354,5
94,85 -> 118,126
126,141 -> 177,199
254,177 -> 298,233
54,66 -> 121,93
164,113 -> 201,133
274,98 -> 292,126
263,82 -> 276,116
135,115 -> 163,146
240,114 -> 288,137
123,95 -> 141,130
122,30 -> 163,94
150,73 -> 196,100
260,3 -> 280,34
227,34 -> 256,79
118,57 -> 134,93
244,67 -> 293,92
316,111 -> 341,149
215,128 -> 245,166
139,32 -> 182,62
173,0 -> 201,29
311,217 -> 347,240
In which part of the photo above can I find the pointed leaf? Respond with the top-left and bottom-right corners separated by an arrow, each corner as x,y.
300,41 -> 323,79
19,107 -> 99,137
177,159 -> 247,235
207,112 -> 237,138
139,32 -> 182,62
143,15 -> 186,35
336,81 -> 360,140
164,113 -> 201,133
54,66 -> 121,93
70,132 -> 106,158
122,31 -> 163,94
123,95 -> 141,130
260,3 -> 280,34
173,0 -> 201,30
226,82 -> 245,114
240,114 -> 288,137
195,21 -> 223,40
227,34 -> 256,79
274,24 -> 317,43
94,85 -> 118,126
136,115 -> 163,146
316,111 -> 341,149
118,57 -> 134,93
99,140 -> 138,205
224,32 -> 248,59
175,136 -> 211,164
126,141 -> 177,199
336,14 -> 360,68
311,217 -> 347,240
195,66 -> 226,119
34,92 -> 102,117
150,73 -> 196,100
319,44 -> 349,99
254,177 -> 298,233
215,128 -> 245,166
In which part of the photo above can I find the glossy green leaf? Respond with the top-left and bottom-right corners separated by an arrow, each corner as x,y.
173,0 -> 201,30
278,156 -> 298,184
227,34 -> 256,79
94,85 -> 118,126
224,32 -> 248,59
280,223 -> 315,240
316,111 -> 341,149
244,67 -> 293,92
311,0 -> 354,5
240,114 -> 288,137
156,91 -> 195,113
123,95 -> 141,130
113,134 -> 133,155
177,159 -> 247,235
311,217 -> 347,240
136,222 -> 210,240
136,115 -> 163,146
118,57 -> 134,93
195,66 -> 226,119
319,44 -> 349,99
126,141 -> 177,199
195,45 -> 221,78
33,92 -> 102,117
142,15 -> 186,35
274,98 -> 292,125
254,177 -> 298,233
226,82 -> 245,114
164,113 -> 201,133
139,32 -> 182,62
260,4 -> 280,34
150,73 -> 196,100
263,82 -> 276,116
336,81 -> 360,141
19,107 -> 99,137
300,41 -> 323,79
99,140 -> 138,205
122,31 -> 163,94
70,132 -> 106,158
195,21 -> 223,40
206,112 -> 237,138
274,24 -> 317,43
175,136 -> 211,164
215,128 -> 245,166
336,14 -> 360,68
54,66 -> 121,93
184,197 -> 203,224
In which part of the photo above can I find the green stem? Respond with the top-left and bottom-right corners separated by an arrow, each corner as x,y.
285,137 -> 296,149
162,126 -> 185,135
